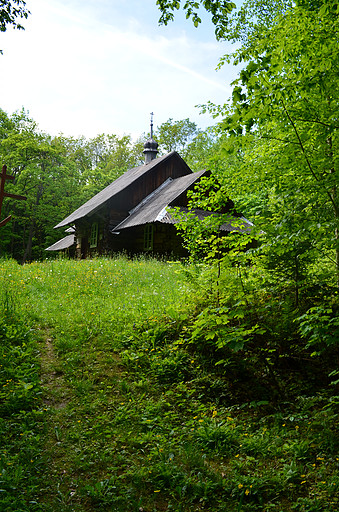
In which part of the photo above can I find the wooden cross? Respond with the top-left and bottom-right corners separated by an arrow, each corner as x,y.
0,165 -> 27,228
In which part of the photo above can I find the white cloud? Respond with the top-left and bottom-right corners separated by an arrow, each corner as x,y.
0,0 -> 236,139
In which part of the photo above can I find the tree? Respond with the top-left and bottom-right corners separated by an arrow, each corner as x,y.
157,0 -> 339,289
218,1 -> 339,288
0,110 -> 82,261
0,109 -> 147,261
0,0 -> 29,32
75,134 -> 144,199
184,127 -> 219,171
156,0 -> 293,42
155,118 -> 200,157
0,0 -> 30,53
156,0 -> 236,39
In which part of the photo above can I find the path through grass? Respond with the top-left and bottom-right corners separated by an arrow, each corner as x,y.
1,256 -> 338,512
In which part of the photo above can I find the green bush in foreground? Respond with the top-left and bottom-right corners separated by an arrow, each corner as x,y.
0,312 -> 46,512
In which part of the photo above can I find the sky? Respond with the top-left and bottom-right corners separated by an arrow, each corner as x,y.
0,0 -> 239,140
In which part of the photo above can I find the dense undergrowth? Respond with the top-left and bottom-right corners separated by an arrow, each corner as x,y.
0,256 -> 338,512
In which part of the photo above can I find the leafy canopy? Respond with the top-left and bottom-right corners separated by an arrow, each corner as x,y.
0,0 -> 29,32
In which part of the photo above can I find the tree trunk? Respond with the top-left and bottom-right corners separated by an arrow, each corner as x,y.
22,180 -> 44,264
327,136 -> 339,288
22,221 -> 34,263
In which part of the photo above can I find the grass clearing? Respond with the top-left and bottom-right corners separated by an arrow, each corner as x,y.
1,256 -> 338,511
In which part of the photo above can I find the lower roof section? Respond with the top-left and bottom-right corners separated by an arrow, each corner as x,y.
45,234 -> 75,251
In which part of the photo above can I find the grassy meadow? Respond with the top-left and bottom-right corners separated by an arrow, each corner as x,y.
0,256 -> 338,512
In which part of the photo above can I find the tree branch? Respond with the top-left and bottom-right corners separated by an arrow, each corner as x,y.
292,117 -> 334,129
260,135 -> 301,146
281,99 -> 338,213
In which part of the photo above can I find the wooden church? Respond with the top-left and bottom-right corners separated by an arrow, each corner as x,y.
47,125 -> 252,258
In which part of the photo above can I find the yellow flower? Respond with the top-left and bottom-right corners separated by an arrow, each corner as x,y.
238,484 -> 243,489
212,410 -> 217,418
245,489 -> 250,495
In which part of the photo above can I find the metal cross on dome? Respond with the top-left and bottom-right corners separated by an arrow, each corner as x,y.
0,165 -> 27,228
150,112 -> 154,138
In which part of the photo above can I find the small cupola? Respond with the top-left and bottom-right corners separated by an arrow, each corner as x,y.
143,112 -> 158,164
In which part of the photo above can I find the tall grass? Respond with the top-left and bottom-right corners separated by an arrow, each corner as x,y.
0,256 -> 188,512
1,255 -> 187,348
1,256 -> 338,512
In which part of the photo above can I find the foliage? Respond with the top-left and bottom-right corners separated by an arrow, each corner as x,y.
0,0 -> 29,32
208,1 -> 338,288
297,305 -> 339,353
155,118 -> 221,171
0,293 -> 45,511
74,133 -> 144,198
0,257 -> 338,511
0,109 -> 145,261
155,117 -> 200,156
156,0 -> 236,39
159,0 -> 338,295
0,0 -> 30,54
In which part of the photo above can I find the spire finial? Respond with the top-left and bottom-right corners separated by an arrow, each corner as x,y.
143,112 -> 158,164
150,112 -> 154,139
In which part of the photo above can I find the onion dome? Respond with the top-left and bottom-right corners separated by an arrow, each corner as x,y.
143,112 -> 158,164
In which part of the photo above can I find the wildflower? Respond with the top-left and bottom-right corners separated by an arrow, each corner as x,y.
212,410 -> 217,418
245,489 -> 250,495
238,484 -> 243,489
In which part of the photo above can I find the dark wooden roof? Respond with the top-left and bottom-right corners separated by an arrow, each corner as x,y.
54,151 -> 192,229
112,170 -> 207,231
114,200 -> 253,233
160,208 -> 254,233
46,234 -> 75,251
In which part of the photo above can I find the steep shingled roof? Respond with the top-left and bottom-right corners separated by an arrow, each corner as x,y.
46,234 -> 75,251
160,208 -> 254,233
54,151 -> 188,229
112,170 -> 208,231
